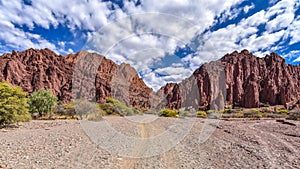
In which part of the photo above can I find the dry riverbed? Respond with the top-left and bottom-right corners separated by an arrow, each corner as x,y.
0,116 -> 299,169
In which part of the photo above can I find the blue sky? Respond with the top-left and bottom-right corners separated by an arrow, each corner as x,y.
0,0 -> 299,90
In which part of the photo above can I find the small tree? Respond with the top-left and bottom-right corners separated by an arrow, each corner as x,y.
0,81 -> 31,126
29,89 -> 57,117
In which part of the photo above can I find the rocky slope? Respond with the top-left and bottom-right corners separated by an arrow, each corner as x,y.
0,48 -> 152,110
160,49 -> 300,110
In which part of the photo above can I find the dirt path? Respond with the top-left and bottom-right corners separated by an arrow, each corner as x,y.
149,122 -> 178,169
120,122 -> 147,169
119,115 -> 179,169
1,118 -> 299,168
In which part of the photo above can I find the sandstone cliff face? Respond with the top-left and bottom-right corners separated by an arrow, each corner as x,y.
0,49 -> 152,110
160,49 -> 300,110
222,49 -> 300,109
0,49 -> 74,102
1,48 -> 299,110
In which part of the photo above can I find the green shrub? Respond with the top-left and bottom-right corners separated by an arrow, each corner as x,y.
0,81 -> 31,126
97,103 -> 115,115
29,89 -> 57,117
159,108 -> 178,117
196,111 -> 207,118
107,97 -> 134,115
96,98 -> 141,116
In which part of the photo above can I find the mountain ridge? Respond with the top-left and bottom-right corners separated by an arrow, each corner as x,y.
0,48 -> 299,110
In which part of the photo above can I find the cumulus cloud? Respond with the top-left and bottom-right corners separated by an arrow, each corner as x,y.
181,0 -> 300,69
0,0 -> 113,54
0,0 -> 299,90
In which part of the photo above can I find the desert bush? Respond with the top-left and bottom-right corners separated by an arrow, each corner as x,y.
97,103 -> 115,115
85,112 -> 103,121
50,114 -> 79,120
0,81 -> 31,126
96,98 -> 141,116
196,111 -> 207,118
73,99 -> 95,118
29,89 -> 57,117
178,110 -> 190,117
276,109 -> 289,114
105,97 -> 135,116
243,109 -> 266,118
53,104 -> 65,115
63,101 -> 76,116
159,108 -> 178,117
237,111 -> 244,118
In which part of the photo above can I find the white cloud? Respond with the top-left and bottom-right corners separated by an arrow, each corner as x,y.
0,22 -> 58,53
181,0 -> 300,69
286,16 -> 300,45
282,50 -> 300,62
265,0 -> 296,33
83,0 -> 245,90
1,0 -> 299,91
243,3 -> 255,13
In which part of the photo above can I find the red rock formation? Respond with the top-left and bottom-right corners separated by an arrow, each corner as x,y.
222,50 -> 300,109
161,49 -> 300,110
1,48 -> 299,110
0,48 -> 152,110
157,83 -> 181,110
0,48 -> 74,102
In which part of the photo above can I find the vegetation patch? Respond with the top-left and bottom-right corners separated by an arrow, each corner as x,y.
29,89 -> 57,119
196,111 -> 207,118
276,109 -> 288,114
0,81 -> 31,127
159,108 -> 178,117
97,98 -> 142,116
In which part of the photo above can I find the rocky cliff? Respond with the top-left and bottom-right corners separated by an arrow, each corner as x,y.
160,49 -> 300,110
0,48 -> 299,110
0,48 -> 152,110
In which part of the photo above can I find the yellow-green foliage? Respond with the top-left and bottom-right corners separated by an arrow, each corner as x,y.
159,108 -> 178,117
97,98 -> 141,116
221,108 -> 234,114
196,111 -> 207,118
277,109 -> 288,114
207,110 -> 215,114
244,109 -> 266,118
50,115 -> 79,120
0,81 -> 31,126
237,111 -> 244,118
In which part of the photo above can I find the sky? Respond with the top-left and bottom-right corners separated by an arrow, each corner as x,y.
0,0 -> 300,90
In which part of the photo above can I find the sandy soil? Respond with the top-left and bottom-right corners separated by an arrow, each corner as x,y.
0,116 -> 299,169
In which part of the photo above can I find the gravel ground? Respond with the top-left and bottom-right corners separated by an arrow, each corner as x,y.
0,117 -> 299,169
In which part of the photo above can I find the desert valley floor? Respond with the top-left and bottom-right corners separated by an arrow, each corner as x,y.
1,116 -> 299,169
